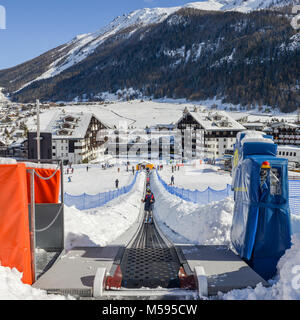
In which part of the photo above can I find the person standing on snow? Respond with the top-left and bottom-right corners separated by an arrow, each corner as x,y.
170,175 -> 175,186
142,188 -> 155,214
115,179 -> 119,189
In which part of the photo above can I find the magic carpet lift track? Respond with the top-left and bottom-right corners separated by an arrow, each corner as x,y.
105,171 -> 197,294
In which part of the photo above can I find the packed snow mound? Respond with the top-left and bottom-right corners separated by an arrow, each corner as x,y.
291,214 -> 300,234
64,172 -> 145,250
152,171 -> 234,247
0,266 -> 72,300
0,158 -> 59,169
0,158 -> 17,164
220,233 -> 300,300
238,130 -> 275,145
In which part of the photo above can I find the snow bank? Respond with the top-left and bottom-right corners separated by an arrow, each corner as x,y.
158,164 -> 232,191
220,233 -> 300,300
64,172 -> 145,250
291,214 -> 300,234
64,164 -> 134,195
24,162 -> 59,170
238,130 -> 274,145
0,158 -> 58,170
152,171 -> 234,247
0,158 -> 17,164
0,266 -> 72,300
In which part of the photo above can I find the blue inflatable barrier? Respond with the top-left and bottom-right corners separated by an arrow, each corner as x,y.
231,132 -> 292,280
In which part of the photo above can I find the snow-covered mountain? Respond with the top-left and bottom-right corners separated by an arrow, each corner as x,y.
0,88 -> 9,104
184,0 -> 295,12
20,6 -> 182,88
4,0 -> 296,92
0,0 -> 298,111
37,1 -> 297,79
215,0 -> 296,12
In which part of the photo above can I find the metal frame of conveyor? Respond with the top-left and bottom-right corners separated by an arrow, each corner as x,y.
25,159 -> 64,283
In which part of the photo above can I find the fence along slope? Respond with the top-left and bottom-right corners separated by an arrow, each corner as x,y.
156,170 -> 233,205
64,172 -> 138,210
156,170 -> 300,215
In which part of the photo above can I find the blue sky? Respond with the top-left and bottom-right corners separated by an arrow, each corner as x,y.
0,0 -> 198,70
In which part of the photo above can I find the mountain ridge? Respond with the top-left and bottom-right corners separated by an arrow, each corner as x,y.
1,0 -> 297,91
0,0 -> 299,112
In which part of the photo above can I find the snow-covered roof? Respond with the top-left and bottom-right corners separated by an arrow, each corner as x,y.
45,112 -> 110,139
277,145 -> 300,151
9,138 -> 27,148
176,110 -> 246,131
270,122 -> 300,129
243,122 -> 265,127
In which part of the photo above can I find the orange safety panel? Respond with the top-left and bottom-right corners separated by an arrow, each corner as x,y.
0,164 -> 32,284
26,167 -> 61,204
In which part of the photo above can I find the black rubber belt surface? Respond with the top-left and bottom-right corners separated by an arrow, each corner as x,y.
120,218 -> 181,289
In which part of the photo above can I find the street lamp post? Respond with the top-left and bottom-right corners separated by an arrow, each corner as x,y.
36,99 -> 41,162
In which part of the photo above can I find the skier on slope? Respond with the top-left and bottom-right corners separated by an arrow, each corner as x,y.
141,188 -> 155,223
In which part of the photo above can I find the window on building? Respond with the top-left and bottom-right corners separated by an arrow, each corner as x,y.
279,151 -> 281,155
294,153 -> 297,157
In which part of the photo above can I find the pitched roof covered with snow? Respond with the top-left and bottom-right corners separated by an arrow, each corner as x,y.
45,112 -> 110,139
269,122 -> 300,129
176,110 -> 246,131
